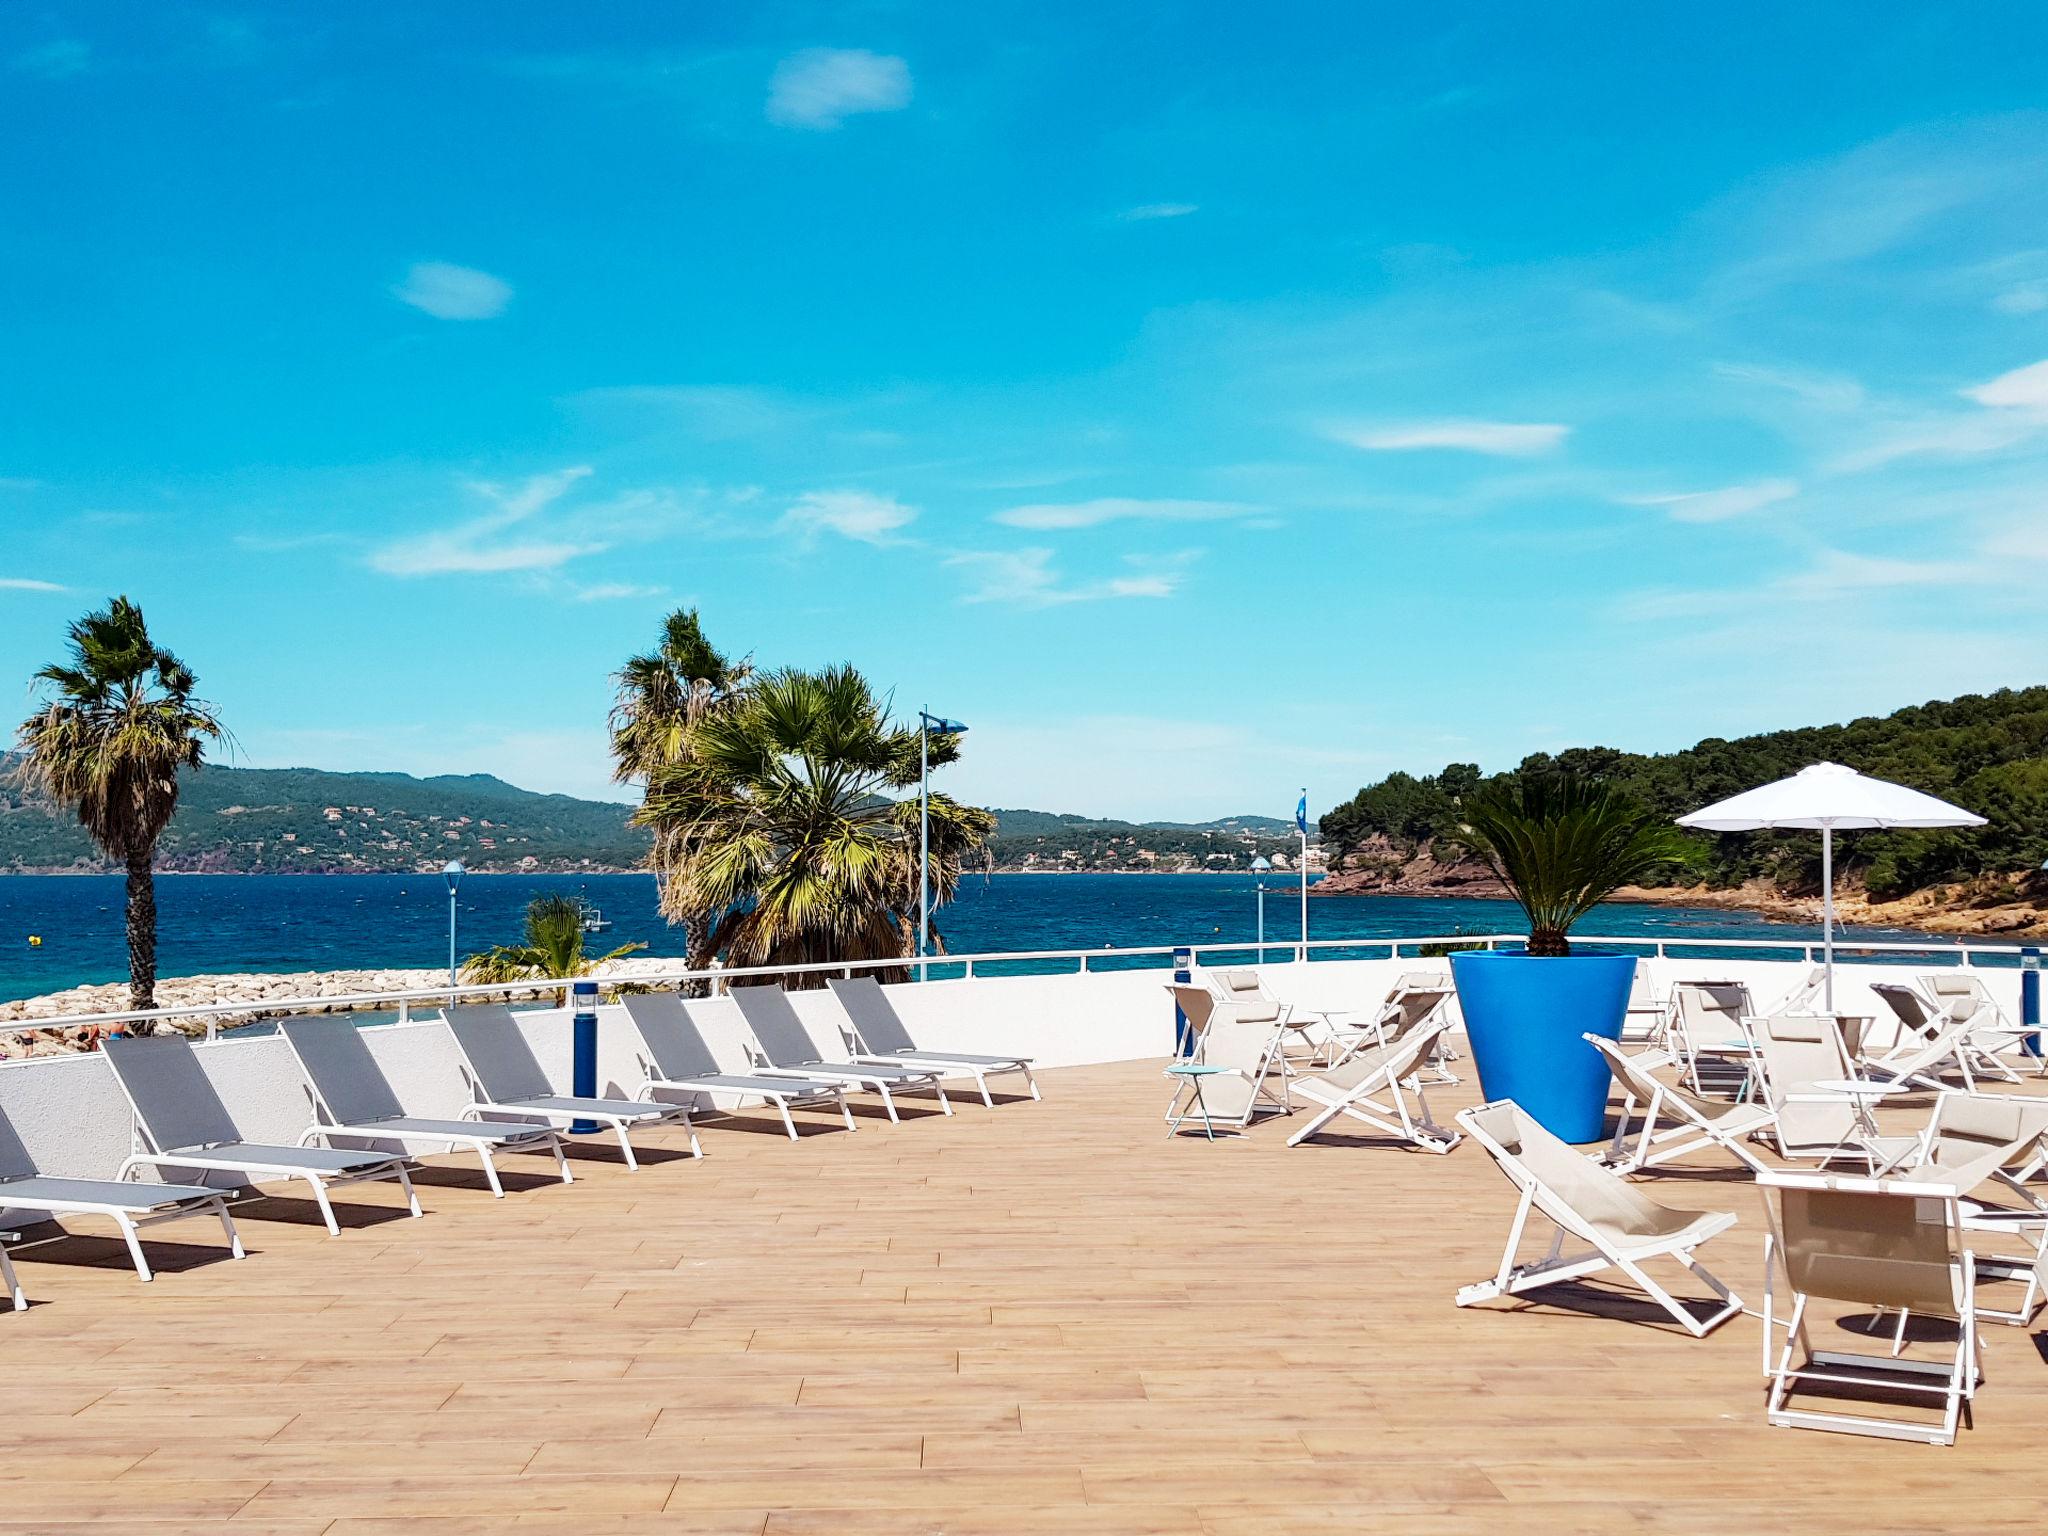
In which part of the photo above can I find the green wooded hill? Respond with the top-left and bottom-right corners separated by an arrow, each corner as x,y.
985,809 -> 1307,872
0,760 -> 651,873
1320,686 -> 2048,900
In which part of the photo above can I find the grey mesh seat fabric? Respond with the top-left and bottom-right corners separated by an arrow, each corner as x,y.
825,976 -> 1038,1107
729,986 -> 951,1123
278,1017 -> 570,1198
103,1035 -> 421,1236
1455,1099 -> 1741,1337
0,1100 -> 244,1297
618,992 -> 856,1140
442,1004 -> 700,1170
1759,1167 -> 1983,1444
1587,1035 -> 1777,1174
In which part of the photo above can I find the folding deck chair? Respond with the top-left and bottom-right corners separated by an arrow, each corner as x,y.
104,1035 -> 421,1236
1587,1034 -> 1777,1174
1456,1099 -> 1742,1337
1163,986 -> 1290,1136
278,1017 -> 570,1197
1284,1017 -> 1459,1151
1667,981 -> 1756,1096
728,986 -> 951,1122
441,1003 -> 701,1169
1921,972 -> 2042,1073
1326,973 -> 1457,1079
824,976 -> 1038,1106
1759,1166 -> 1984,1444
0,1100 -> 244,1298
1753,1015 -> 1920,1172
1898,1093 -> 2048,1328
1868,984 -> 2018,1089
619,991 -> 857,1139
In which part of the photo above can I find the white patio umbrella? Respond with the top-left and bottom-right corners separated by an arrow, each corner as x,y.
1676,762 -> 1984,1010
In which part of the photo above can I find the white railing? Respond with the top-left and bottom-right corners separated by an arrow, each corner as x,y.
7,928 -> 2034,1043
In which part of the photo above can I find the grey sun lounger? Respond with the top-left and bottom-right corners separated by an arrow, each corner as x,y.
278,1017 -> 571,1197
730,985 -> 952,1123
441,1003 -> 701,1169
825,976 -> 1039,1106
104,1034 -> 422,1236
619,991 -> 856,1139
0,1101 -> 244,1299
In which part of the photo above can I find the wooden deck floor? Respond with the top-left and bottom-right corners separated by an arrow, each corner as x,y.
3,1058 -> 2044,1534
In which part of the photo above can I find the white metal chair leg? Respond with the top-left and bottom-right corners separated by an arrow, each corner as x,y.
216,1200 -> 245,1259
1,1244 -> 22,1311
478,1148 -> 507,1198
114,1212 -> 155,1283
307,1176 -> 341,1236
611,1121 -> 639,1172
397,1163 -> 422,1217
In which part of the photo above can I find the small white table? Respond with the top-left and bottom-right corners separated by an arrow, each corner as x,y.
1810,1078 -> 1918,1100
1163,1063 -> 1236,1141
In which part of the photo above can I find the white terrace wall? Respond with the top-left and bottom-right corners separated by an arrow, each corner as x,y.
0,951 -> 2030,1225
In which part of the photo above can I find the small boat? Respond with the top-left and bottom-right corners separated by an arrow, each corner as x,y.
577,901 -> 613,934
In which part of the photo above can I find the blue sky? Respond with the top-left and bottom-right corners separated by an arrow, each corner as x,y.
4,3 -> 2047,821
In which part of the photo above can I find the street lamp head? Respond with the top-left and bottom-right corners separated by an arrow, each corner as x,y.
443,859 -> 465,893
921,713 -> 968,734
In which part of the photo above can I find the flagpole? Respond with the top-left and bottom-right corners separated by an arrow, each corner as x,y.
1298,786 -> 1308,964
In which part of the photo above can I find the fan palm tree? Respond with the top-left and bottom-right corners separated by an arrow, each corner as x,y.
13,597 -> 226,1013
1454,773 -> 1695,956
642,665 -> 994,979
609,609 -> 752,992
460,894 -> 647,983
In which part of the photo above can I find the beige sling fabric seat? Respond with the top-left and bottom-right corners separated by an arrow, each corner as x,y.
1759,1166 -> 1986,1445
1284,1019 -> 1459,1151
1163,986 -> 1289,1134
1868,983 -> 2018,1089
1455,1100 -> 1741,1336
1754,1015 -> 1918,1172
1921,972 -> 2041,1073
1586,1035 -> 1777,1174
1667,981 -> 1756,1095
1327,974 -> 1456,1078
1898,1094 -> 2048,1327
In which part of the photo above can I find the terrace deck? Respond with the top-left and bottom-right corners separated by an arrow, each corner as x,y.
1,1057 -> 2041,1534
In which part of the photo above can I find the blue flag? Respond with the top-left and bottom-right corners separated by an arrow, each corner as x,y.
1295,790 -> 1309,837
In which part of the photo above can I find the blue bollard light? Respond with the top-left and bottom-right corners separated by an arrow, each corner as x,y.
2022,946 -> 2041,1060
1172,945 -> 1195,1057
571,978 -> 600,1132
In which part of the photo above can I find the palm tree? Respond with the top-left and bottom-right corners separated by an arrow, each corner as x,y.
460,894 -> 647,983
642,665 -> 994,979
609,609 -> 751,992
1454,773 -> 1695,956
13,597 -> 226,1013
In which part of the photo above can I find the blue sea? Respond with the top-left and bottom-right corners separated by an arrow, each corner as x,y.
0,871 -> 1991,1004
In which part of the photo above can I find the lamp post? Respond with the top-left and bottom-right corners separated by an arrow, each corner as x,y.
916,711 -> 968,982
442,859 -> 464,1000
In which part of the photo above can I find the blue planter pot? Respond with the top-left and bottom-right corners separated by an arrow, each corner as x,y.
1449,949 -> 1634,1143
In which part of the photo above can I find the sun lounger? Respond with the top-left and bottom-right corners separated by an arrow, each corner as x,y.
1284,1017 -> 1459,1151
824,976 -> 1038,1106
441,1003 -> 701,1169
103,1034 -> 421,1236
278,1017 -> 570,1197
1759,1166 -> 1984,1444
1164,985 -> 1290,1135
1586,1034 -> 1776,1174
1456,1099 -> 1741,1336
0,1101 -> 244,1294
728,986 -> 951,1122
1667,981 -> 1756,1095
618,991 -> 856,1139
1868,983 -> 2018,1089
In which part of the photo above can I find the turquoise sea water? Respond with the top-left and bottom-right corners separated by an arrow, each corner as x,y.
0,871 -> 1993,1004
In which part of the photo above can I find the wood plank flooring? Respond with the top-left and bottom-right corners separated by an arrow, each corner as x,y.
2,1057 -> 2044,1533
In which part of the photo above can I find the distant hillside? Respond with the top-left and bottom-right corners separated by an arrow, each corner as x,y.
987,808 -> 1313,873
0,761 -> 650,874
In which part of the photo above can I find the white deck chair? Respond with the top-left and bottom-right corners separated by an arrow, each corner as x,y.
1899,1094 -> 2048,1328
1753,1015 -> 1918,1172
1455,1099 -> 1741,1336
278,1017 -> 570,1197
1284,1017 -> 1459,1151
1922,972 -> 2041,1073
104,1035 -> 421,1236
1164,986 -> 1289,1135
1586,1035 -> 1777,1174
442,1004 -> 701,1170
1764,965 -> 1829,1017
1759,1167 -> 1983,1445
824,976 -> 1039,1106
1868,983 -> 2017,1088
1622,958 -> 1668,1044
619,992 -> 856,1139
0,1100 -> 244,1298
1668,982 -> 1755,1095
1207,968 -> 1322,1064
1328,974 -> 1457,1078
729,986 -> 951,1122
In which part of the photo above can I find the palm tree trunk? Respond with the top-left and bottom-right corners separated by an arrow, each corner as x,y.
124,848 -> 159,1018
681,911 -> 712,998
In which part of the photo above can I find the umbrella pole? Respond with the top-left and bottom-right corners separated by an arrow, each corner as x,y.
1821,823 -> 1835,1013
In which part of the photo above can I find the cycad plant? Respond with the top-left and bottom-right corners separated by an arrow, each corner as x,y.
642,665 -> 994,977
14,597 -> 226,1012
461,894 -> 646,983
1455,773 -> 1694,957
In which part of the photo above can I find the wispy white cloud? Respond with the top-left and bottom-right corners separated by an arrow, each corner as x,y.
1711,361 -> 1867,413
1964,357 -> 2048,413
1619,545 -> 1990,622
780,488 -> 917,544
950,548 -> 1198,607
391,261 -> 514,321
571,581 -> 666,602
992,497 -> 1258,530
766,49 -> 911,130
0,577 -> 66,592
370,467 -> 600,577
1328,419 -> 1570,456
1120,202 -> 1199,222
1993,282 -> 2048,316
11,39 -> 90,78
1617,478 -> 1798,524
